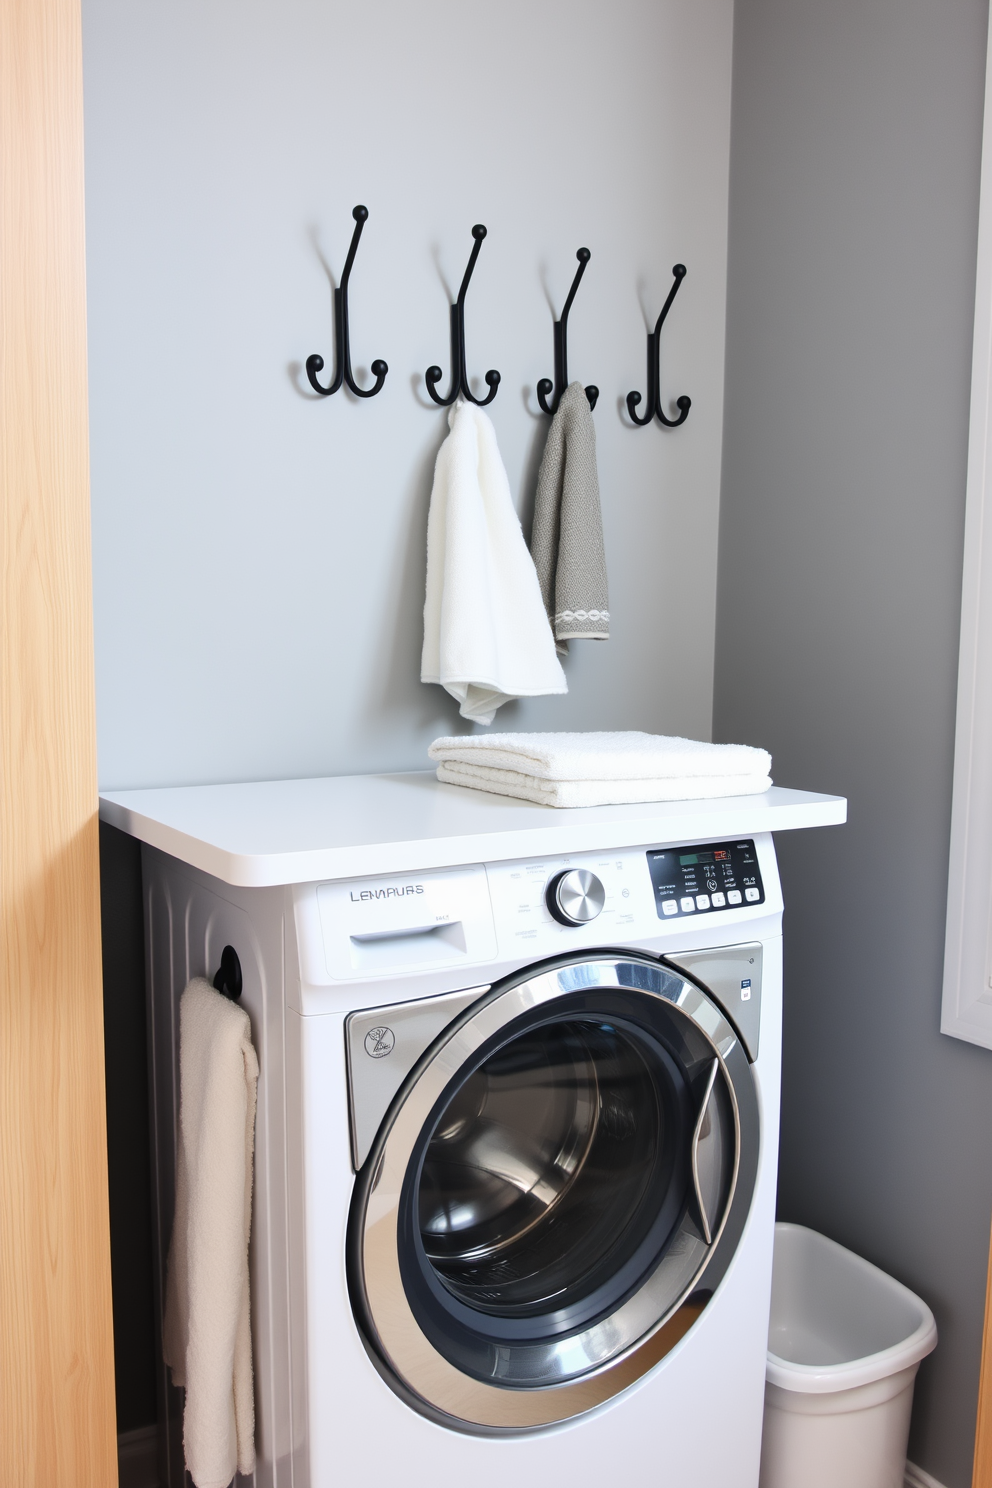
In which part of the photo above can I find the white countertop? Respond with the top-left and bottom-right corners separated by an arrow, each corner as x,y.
99,772 -> 847,887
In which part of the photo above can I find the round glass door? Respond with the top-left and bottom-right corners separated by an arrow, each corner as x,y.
349,953 -> 759,1432
415,1016 -> 694,1335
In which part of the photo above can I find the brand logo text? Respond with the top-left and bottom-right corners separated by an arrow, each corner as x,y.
349,884 -> 425,902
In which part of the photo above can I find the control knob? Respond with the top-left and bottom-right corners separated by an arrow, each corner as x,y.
546,869 -> 606,926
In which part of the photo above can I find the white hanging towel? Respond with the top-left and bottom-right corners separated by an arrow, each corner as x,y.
421,400 -> 567,724
163,978 -> 258,1488
428,730 -> 773,808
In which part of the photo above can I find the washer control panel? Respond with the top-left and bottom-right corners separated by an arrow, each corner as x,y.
304,835 -> 778,991
647,839 -> 764,920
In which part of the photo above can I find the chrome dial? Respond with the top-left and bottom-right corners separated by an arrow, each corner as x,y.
547,868 -> 606,926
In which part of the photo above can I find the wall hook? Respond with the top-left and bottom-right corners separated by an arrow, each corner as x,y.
306,205 -> 388,399
212,944 -> 243,1001
626,264 -> 691,428
425,225 -> 500,406
537,248 -> 599,414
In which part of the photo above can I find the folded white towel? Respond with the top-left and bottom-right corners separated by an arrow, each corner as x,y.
429,730 -> 771,780
428,731 -> 772,807
434,762 -> 772,808
163,978 -> 258,1488
421,400 -> 567,725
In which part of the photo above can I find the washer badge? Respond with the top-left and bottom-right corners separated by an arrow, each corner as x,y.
364,1026 -> 395,1059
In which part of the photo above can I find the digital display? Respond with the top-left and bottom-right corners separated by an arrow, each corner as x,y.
647,839 -> 765,920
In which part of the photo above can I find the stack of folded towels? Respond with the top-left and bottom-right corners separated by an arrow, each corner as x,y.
427,731 -> 772,809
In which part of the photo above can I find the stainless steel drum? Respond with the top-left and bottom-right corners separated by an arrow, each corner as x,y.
348,952 -> 759,1434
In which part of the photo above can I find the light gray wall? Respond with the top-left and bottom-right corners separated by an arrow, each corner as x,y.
83,0 -> 737,1434
715,2 -> 991,1483
83,0 -> 734,793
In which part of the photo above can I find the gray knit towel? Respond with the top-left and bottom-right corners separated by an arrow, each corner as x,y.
530,380 -> 609,655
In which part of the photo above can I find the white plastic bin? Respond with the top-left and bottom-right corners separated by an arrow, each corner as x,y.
759,1223 -> 937,1488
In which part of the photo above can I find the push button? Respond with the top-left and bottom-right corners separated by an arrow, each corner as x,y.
745,887 -> 761,902
680,897 -> 695,913
711,891 -> 726,907
695,894 -> 710,910
727,889 -> 742,905
661,899 -> 678,916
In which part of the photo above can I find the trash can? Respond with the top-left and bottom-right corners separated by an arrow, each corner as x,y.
759,1223 -> 937,1488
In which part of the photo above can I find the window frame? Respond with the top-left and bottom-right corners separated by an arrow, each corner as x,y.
942,38 -> 992,1050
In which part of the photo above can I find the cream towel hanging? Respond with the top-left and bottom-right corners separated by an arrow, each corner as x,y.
163,977 -> 258,1488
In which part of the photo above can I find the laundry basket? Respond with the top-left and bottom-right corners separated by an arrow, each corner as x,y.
759,1223 -> 937,1488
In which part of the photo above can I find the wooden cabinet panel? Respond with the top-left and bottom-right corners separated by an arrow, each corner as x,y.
0,0 -> 118,1483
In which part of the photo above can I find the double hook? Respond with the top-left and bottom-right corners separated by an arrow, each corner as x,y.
537,249 -> 599,415
426,225 -> 500,406
627,264 -> 691,428
306,206 -> 388,398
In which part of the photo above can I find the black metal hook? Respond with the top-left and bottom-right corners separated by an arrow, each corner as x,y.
537,248 -> 599,415
306,205 -> 388,399
425,225 -> 500,407
212,944 -> 243,1001
626,264 -> 691,428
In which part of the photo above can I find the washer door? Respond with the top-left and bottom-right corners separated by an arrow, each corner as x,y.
347,952 -> 759,1433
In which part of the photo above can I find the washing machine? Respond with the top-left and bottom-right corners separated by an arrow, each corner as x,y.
101,771 -> 845,1488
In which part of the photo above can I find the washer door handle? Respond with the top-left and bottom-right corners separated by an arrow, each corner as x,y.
690,1058 -> 720,1245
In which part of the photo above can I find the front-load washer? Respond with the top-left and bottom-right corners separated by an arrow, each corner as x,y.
101,771 -> 845,1488
346,943 -> 760,1431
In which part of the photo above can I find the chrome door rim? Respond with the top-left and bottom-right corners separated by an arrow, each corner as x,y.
348,953 -> 759,1433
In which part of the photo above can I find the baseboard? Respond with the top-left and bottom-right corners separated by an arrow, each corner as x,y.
905,1462 -> 949,1488
116,1428 -> 939,1488
115,1433 -> 943,1488
118,1424 -> 160,1488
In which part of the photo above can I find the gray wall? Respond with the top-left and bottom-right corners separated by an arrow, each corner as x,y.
83,0 -> 734,794
715,2 -> 992,1483
83,0 -> 736,1434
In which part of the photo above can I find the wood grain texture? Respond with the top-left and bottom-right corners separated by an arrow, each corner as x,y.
975,1218 -> 992,1487
0,0 -> 118,1483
